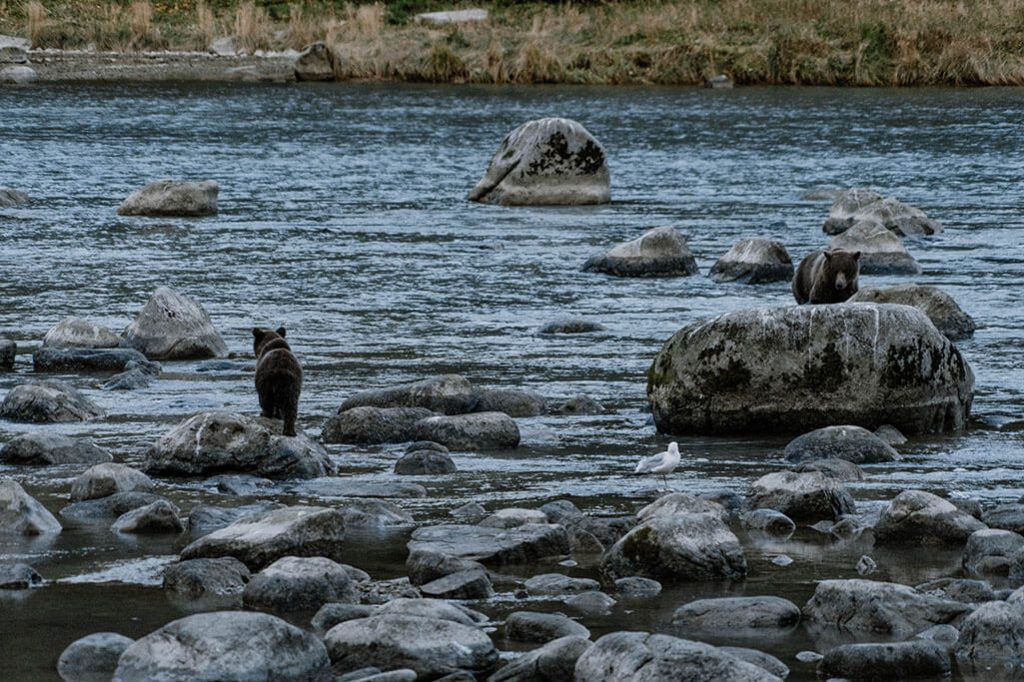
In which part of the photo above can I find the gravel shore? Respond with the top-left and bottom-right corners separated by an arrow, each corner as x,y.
18,49 -> 296,82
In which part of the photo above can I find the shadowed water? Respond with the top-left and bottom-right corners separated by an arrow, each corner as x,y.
1,82 -> 1023,680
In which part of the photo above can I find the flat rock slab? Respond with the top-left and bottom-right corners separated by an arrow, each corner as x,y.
647,303 -> 974,436
322,406 -> 436,444
288,479 -> 426,499
180,505 -> 347,570
339,374 -> 477,415
117,179 -> 219,217
0,380 -> 105,423
408,523 -> 570,567
468,117 -> 610,206
43,316 -> 124,349
112,611 -> 331,682
145,411 -> 335,480
0,432 -> 111,465
33,346 -> 159,374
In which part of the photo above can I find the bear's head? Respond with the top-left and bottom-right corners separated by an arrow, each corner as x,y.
822,250 -> 860,295
253,326 -> 290,357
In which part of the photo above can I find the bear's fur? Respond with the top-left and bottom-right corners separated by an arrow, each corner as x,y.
792,249 -> 861,304
253,326 -> 302,437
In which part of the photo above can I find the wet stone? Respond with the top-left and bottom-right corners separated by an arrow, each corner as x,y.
538,317 -> 605,334
311,603 -> 378,635
747,470 -> 855,522
874,490 -> 987,546
916,577 -> 996,604
741,508 -> 796,537
339,374 -> 478,416
583,226 -> 700,277
718,647 -> 789,680
0,562 -> 42,589
0,432 -> 112,466
420,569 -> 494,600
953,600 -> 1024,669
564,591 -> 616,615
480,508 -> 548,529
473,387 -> 547,418
32,346 -> 158,374
118,180 -> 219,218
323,406 -> 437,445
162,557 -> 251,598
61,492 -> 165,522
450,502 -> 487,523
58,632 -> 135,682
185,502 -> 281,538
874,423 -> 908,446
795,458 -> 864,482
0,338 -> 14,369
406,547 -> 486,586
111,499 -> 183,534
0,478 -> 62,535
614,576 -> 662,598
550,395 -> 606,415
961,528 -> 1024,578
243,556 -> 358,612
209,474 -> 276,496
287,478 -> 426,499
850,284 -> 975,341
784,424 -> 898,464
819,639 -> 952,680
394,447 -> 456,475
121,286 -> 227,360
524,573 -> 601,596
412,411 -> 521,451
71,463 -> 154,501
708,238 -> 794,284
671,596 -> 802,631
505,611 -> 589,643
408,523 -> 571,567
982,503 -> 1024,534
0,380 -> 105,423
488,635 -> 591,682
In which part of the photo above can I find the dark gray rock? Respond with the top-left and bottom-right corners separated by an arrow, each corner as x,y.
850,285 -> 974,341
117,180 -> 219,217
742,509 -> 796,536
71,463 -> 154,501
847,196 -> 943,237
185,502 -> 281,537
473,388 -> 546,417
102,368 -> 154,391
33,347 -> 158,374
287,478 -> 425,500
0,432 -> 111,465
802,579 -> 970,636
420,569 -> 494,600
0,380 -> 105,423
209,474 -> 275,496
294,42 -> 337,81
406,547 -> 486,586
468,117 -> 610,206
243,556 -> 357,612
505,611 -> 590,643
953,600 -> 1024,668
450,502 -> 487,523
322,406 -> 437,445
874,490 -> 987,546
61,492 -> 164,522
311,603 -> 378,635
395,447 -> 456,475
574,632 -> 780,681
916,578 -> 996,604
819,639 -> 951,680
43,317 -> 123,349
784,424 -> 898,464
0,187 -> 29,206
0,338 -> 14,369
600,513 -> 746,583
121,286 -> 227,360
180,506 -> 348,570
525,573 -> 601,596
413,412 -> 520,451
538,318 -> 605,334
648,304 -> 972,436
708,238 -> 793,284
614,576 -> 662,598
718,647 -> 789,679
144,411 -> 335,480
0,562 -> 42,589
583,227 -> 700,277
829,219 -> 922,275
58,632 -> 135,682
488,635 -> 591,682
112,499 -> 183,534
332,499 -> 415,529
539,499 -> 584,525
0,478 -> 62,535
550,395 -> 606,415
672,596 -> 801,631
962,528 -> 1024,578
112,611 -> 331,681
408,523 -> 570,567
340,375 -> 478,415
324,614 -> 498,679
747,471 -> 855,522
480,508 -> 548,529
874,423 -> 908,446
795,458 -> 865,482
564,591 -> 616,615
822,188 -> 884,235
982,503 -> 1024,534
373,598 -> 487,626
162,557 -> 251,598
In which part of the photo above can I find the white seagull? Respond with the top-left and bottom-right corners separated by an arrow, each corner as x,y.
634,441 -> 681,488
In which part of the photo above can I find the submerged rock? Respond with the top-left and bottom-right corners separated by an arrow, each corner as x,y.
708,238 -> 793,284
58,632 -> 135,682
550,395 -> 606,415
473,388 -> 547,417
0,432 -> 111,465
828,220 -> 922,275
538,317 -> 606,334
180,505 -> 347,570
70,463 -> 154,501
784,424 -> 898,464
413,412 -> 520,451
340,375 -> 478,415
575,632 -> 779,681
802,579 -> 970,636
822,188 -> 884,235
144,411 -> 335,480
43,317 -> 124,349
600,512 -> 746,582
112,611 -> 331,681
408,523 -> 570,567
287,479 -> 425,500
819,639 -> 951,680
0,380 -> 105,423
121,286 -> 227,360
747,470 -> 855,522
647,303 -> 974,436
0,186 -> 30,207
583,227 -> 700,277
325,614 -> 498,679
243,556 -> 358,612
0,479 -> 61,535
672,596 -> 801,631
850,284 -> 975,341
874,490 -> 986,546
33,346 -> 158,374
322,406 -> 436,444
468,117 -> 610,206
117,179 -> 219,217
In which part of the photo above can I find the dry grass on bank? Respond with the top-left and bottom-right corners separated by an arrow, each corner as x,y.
4,0 -> 1024,85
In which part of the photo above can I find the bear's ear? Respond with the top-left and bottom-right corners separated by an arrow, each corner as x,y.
252,327 -> 263,338
822,251 -> 832,260
852,251 -> 861,261
276,327 -> 286,338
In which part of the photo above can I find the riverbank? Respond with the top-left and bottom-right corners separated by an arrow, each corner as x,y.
3,0 -> 1024,86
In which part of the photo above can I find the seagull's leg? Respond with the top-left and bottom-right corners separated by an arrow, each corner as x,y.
661,474 -> 668,488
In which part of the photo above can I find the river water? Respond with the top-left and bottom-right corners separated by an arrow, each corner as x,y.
1,83 -> 1022,680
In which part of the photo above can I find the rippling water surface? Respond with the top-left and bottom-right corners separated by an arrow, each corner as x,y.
1,82 -> 1023,680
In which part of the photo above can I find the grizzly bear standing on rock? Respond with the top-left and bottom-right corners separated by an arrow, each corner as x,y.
253,327 -> 302,437
792,249 -> 861,304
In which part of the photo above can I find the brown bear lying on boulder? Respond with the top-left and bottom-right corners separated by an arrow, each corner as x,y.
792,249 -> 861,304
253,326 -> 302,436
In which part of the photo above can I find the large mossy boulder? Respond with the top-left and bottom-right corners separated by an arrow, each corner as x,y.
468,117 -> 610,206
647,303 -> 973,436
